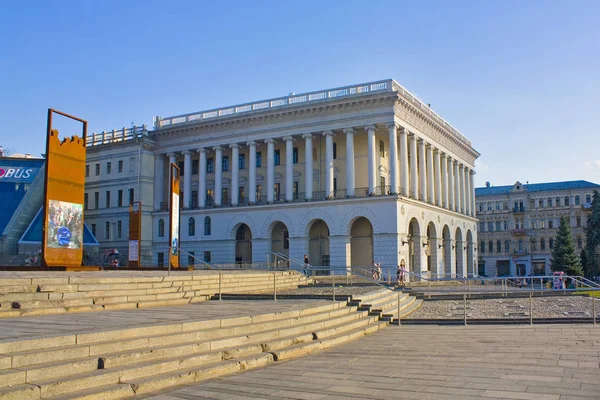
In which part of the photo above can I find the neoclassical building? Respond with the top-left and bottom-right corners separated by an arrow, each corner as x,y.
85,79 -> 480,276
475,180 -> 600,276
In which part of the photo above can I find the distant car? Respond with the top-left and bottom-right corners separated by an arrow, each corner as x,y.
56,226 -> 71,246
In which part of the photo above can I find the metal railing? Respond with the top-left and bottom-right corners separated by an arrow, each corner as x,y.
86,125 -> 148,147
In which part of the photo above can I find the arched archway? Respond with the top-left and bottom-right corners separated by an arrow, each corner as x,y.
408,218 -> 422,275
466,230 -> 474,277
442,225 -> 452,277
350,217 -> 373,267
308,219 -> 330,266
270,222 -> 289,258
235,224 -> 252,265
455,227 -> 464,277
426,222 -> 438,277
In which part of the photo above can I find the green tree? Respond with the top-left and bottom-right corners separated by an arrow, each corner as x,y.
581,248 -> 589,277
551,216 -> 583,276
585,190 -> 600,278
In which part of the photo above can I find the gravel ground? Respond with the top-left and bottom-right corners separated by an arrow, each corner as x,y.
277,285 -> 382,296
405,296 -> 598,319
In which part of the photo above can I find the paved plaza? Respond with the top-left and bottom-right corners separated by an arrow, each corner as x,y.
146,324 -> 600,400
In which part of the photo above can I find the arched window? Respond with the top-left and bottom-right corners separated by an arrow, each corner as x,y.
158,219 -> 165,237
577,237 -> 582,249
565,196 -> 570,206
575,195 -> 580,206
488,241 -> 493,253
547,197 -> 552,207
480,241 -> 485,253
504,240 -> 510,252
188,217 -> 195,236
540,238 -> 546,250
496,240 -> 501,253
204,216 -> 211,235
556,197 -> 561,207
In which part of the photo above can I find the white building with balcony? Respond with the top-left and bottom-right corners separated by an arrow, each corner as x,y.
475,180 -> 600,277
85,79 -> 480,276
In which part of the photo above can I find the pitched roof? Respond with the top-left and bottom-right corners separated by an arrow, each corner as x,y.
475,180 -> 600,197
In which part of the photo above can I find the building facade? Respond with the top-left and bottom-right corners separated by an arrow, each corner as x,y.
85,79 -> 480,276
475,180 -> 600,277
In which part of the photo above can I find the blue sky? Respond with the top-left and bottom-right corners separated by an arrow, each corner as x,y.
1,0 -> 598,188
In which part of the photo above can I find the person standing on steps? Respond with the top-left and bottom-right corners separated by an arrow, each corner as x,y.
303,254 -> 309,277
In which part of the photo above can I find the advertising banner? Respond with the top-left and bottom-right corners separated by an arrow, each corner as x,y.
0,166 -> 39,183
42,109 -> 87,268
128,201 -> 142,267
169,164 -> 180,269
128,240 -> 139,262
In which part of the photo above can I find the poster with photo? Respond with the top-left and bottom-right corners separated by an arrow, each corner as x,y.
171,192 -> 180,255
46,199 -> 83,249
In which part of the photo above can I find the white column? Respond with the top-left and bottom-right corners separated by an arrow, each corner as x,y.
230,144 -> 239,206
198,149 -> 206,208
323,131 -> 335,198
434,149 -> 442,207
284,136 -> 294,202
418,139 -> 426,202
167,153 -> 176,208
426,144 -> 434,204
247,141 -> 257,203
388,124 -> 398,194
214,146 -> 222,206
344,128 -> 355,197
265,139 -> 275,203
399,127 -> 409,196
448,157 -> 454,211
153,154 -> 164,210
182,150 -> 191,208
409,134 -> 418,199
302,134 -> 313,200
441,153 -> 448,208
470,170 -> 476,217
453,161 -> 460,213
458,164 -> 465,214
365,125 -> 376,195
464,167 -> 470,216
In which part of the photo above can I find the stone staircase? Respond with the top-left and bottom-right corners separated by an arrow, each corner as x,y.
0,271 -> 308,318
0,288 -> 420,399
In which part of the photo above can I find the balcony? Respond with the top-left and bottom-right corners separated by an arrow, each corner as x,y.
512,206 -> 525,214
510,228 -> 527,236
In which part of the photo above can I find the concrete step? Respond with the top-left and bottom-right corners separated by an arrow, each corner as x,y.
313,314 -> 379,339
380,296 -> 417,320
383,298 -> 423,322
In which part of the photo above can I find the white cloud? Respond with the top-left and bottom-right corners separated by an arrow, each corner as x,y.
474,159 -> 489,171
585,160 -> 600,170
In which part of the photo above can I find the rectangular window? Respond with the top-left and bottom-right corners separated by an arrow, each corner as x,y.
586,194 -> 592,203
274,150 -> 280,166
333,143 -> 337,159
479,222 -> 485,232
222,188 -> 229,204
540,220 -> 545,229
576,216 -> 581,227
333,177 -> 337,192
129,157 -> 135,172
487,222 -> 493,232
256,185 -> 262,202
293,181 -> 299,199
504,221 -> 508,230
118,160 -> 123,173
549,238 -> 554,249
539,199 -> 544,208
117,221 -> 122,238
203,251 -> 211,263
379,141 -> 385,157
118,190 -> 123,207
495,202 -> 500,210
105,221 -> 110,239
106,162 -> 111,174
94,192 -> 99,209
380,176 -> 385,190
192,190 -> 198,208
274,183 -> 280,201
293,147 -> 298,164
192,160 -> 199,175
178,161 -> 184,175
105,191 -> 111,208
91,223 -> 96,237
85,165 -> 89,177
188,251 -> 195,266
207,158 -> 214,173
495,221 -> 501,231
239,154 -> 245,169
206,189 -> 214,203
95,163 -> 100,176
239,186 -> 245,204
548,220 -> 553,229
222,156 -> 229,171
128,188 -> 134,204
157,252 -> 165,268
84,193 -> 88,210
256,152 -> 262,167
575,196 -> 580,206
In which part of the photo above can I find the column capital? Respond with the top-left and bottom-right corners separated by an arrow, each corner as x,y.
229,143 -> 240,149
408,133 -> 417,141
301,133 -> 314,140
433,147 -> 440,154
181,150 -> 191,156
197,148 -> 207,154
264,138 -> 276,144
343,128 -> 355,135
213,146 -> 223,151
322,130 -> 335,137
386,122 -> 399,130
417,138 -> 425,145
246,140 -> 257,147
283,135 -> 295,142
363,125 -> 376,132
166,152 -> 176,158
399,126 -> 409,135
